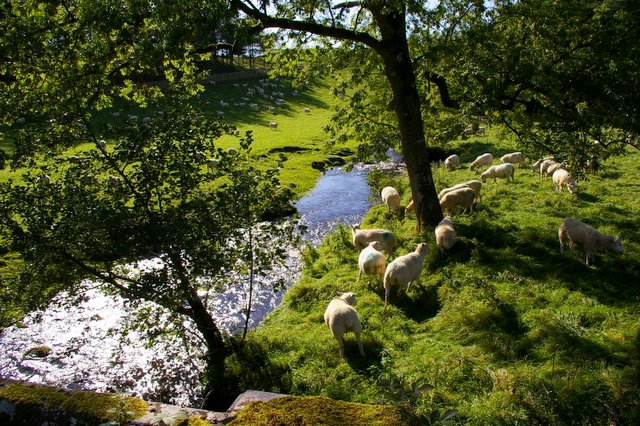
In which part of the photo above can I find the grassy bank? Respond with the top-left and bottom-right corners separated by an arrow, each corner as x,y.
230,132 -> 640,424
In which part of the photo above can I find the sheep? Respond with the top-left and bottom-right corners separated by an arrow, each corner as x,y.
439,187 -> 475,214
142,116 -> 152,124
97,139 -> 107,150
444,154 -> 460,170
405,199 -> 415,216
381,186 -> 401,212
268,121 -> 278,129
232,129 -> 240,137
545,162 -> 565,178
39,173 -> 51,185
357,241 -> 386,288
304,107 -> 311,113
249,103 -> 259,111
531,157 -> 554,173
216,111 -> 225,119
383,243 -> 429,309
552,168 -> 576,194
350,224 -> 396,258
435,216 -> 457,255
480,163 -> 515,183
463,180 -> 483,203
324,292 -> 365,357
207,159 -> 220,170
219,100 -> 229,107
500,151 -> 524,168
469,153 -> 493,171
227,147 -> 238,156
558,218 -> 623,265
438,183 -> 468,200
539,158 -> 557,178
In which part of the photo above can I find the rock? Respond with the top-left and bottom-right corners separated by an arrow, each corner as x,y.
227,390 -> 288,417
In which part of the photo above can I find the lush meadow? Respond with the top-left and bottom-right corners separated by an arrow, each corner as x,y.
230,132 -> 640,424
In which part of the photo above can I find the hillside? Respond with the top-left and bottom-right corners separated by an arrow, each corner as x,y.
229,133 -> 640,424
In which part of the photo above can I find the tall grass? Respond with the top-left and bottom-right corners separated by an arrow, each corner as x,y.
231,132 -> 640,424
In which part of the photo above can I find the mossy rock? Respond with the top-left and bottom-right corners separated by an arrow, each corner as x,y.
228,395 -> 419,426
0,381 -> 147,425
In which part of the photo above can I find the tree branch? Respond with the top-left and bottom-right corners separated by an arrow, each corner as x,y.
232,0 -> 382,51
424,71 -> 459,109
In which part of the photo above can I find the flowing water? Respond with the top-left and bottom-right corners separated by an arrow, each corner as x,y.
0,161 -> 402,406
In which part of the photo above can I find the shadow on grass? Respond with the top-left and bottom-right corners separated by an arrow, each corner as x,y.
345,337 -> 385,372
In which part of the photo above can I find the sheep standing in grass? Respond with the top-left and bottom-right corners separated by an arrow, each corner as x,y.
324,292 -> 365,357
469,153 -> 493,171
444,154 -> 460,170
351,224 -> 396,258
405,199 -> 415,216
383,243 -> 429,309
539,158 -> 557,178
558,218 -> 623,265
464,180 -> 483,203
439,187 -> 475,214
381,186 -> 401,212
435,217 -> 457,255
545,162 -> 565,178
552,168 -> 576,194
480,163 -> 515,183
357,241 -> 386,289
500,152 -> 524,168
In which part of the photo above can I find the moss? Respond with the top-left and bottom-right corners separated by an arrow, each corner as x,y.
228,395 -> 419,426
0,381 -> 148,424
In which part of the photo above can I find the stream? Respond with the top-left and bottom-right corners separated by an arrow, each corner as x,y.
0,160 -> 402,406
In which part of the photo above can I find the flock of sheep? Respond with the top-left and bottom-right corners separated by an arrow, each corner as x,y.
323,150 -> 624,358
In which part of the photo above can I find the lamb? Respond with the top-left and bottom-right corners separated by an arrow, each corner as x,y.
357,241 -> 386,288
558,218 -> 623,265
324,292 -> 365,357
383,243 -> 430,309
444,154 -> 460,170
552,168 -> 576,194
435,216 -> 457,255
439,187 -> 475,214
469,153 -> 493,171
381,186 -> 401,212
405,199 -> 415,216
351,224 -> 396,258
480,163 -> 515,183
500,152 -> 524,168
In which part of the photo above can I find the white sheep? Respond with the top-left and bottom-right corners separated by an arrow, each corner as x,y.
539,158 -> 557,178
304,107 -> 311,113
207,159 -> 220,170
232,129 -> 240,137
545,162 -> 564,178
405,199 -> 415,216
324,292 -> 365,357
469,153 -> 493,171
383,243 -> 430,309
558,218 -> 623,265
444,154 -> 460,171
463,180 -> 483,203
552,168 -> 576,194
227,147 -> 238,156
381,186 -> 401,212
500,152 -> 524,168
480,163 -> 515,183
268,121 -> 278,129
531,157 -> 554,173
435,216 -> 457,255
351,224 -> 396,258
438,183 -> 468,200
439,187 -> 475,214
97,139 -> 107,150
357,241 -> 386,288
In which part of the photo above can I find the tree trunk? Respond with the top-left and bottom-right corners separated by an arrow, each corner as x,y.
374,10 -> 443,230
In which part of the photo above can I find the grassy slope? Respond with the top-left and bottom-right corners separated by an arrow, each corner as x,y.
231,130 -> 640,425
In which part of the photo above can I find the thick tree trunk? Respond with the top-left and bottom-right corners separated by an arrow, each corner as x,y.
374,10 -> 443,230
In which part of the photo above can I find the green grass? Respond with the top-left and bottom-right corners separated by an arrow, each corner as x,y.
229,130 -> 640,425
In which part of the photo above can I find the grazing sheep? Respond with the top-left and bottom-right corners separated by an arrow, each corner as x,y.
207,159 -> 220,170
500,151 -> 524,168
357,241 -> 386,288
439,187 -> 475,214
383,243 -> 430,308
480,163 -> 515,183
435,216 -> 457,255
268,121 -> 278,129
558,218 -> 623,265
552,168 -> 576,194
463,180 -> 483,203
438,183 -> 468,200
227,147 -> 238,156
304,107 -> 311,113
539,158 -> 557,178
351,224 -> 396,258
444,154 -> 461,170
324,292 -> 365,357
381,186 -> 401,212
97,139 -> 107,150
405,199 -> 415,216
232,129 -> 240,137
545,162 -> 565,178
469,153 -> 493,171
